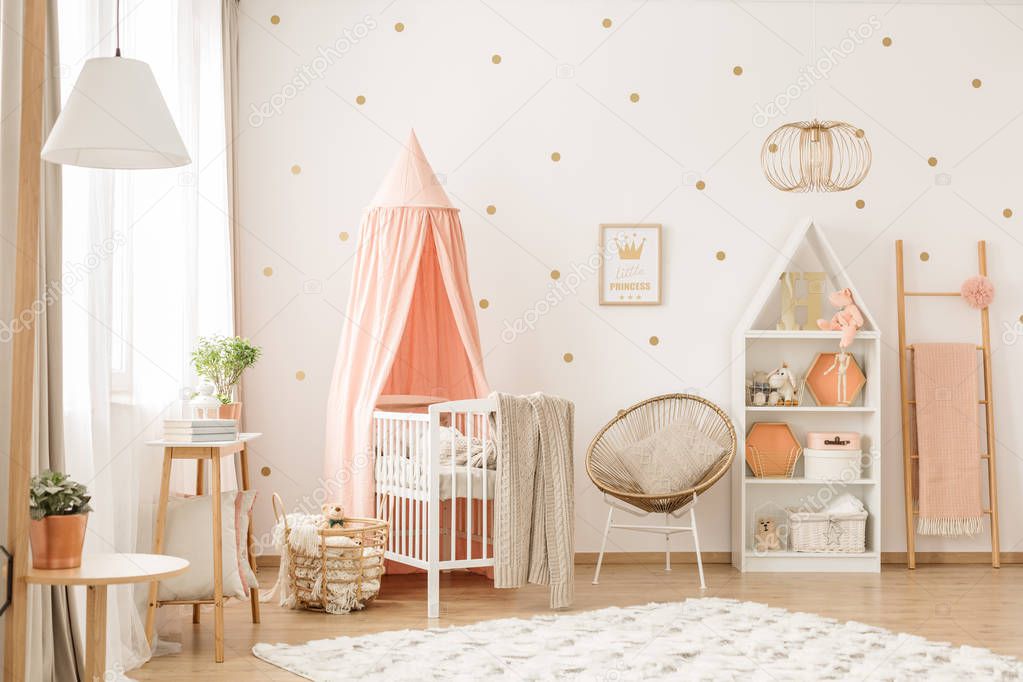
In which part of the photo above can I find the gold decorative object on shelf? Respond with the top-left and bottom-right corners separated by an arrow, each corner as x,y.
761,120 -> 871,193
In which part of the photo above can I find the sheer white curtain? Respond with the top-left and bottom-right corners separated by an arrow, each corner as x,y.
59,0 -> 235,674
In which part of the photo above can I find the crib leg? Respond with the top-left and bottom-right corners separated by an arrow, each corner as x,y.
592,506 -> 614,585
425,564 -> 437,617
690,504 -> 706,590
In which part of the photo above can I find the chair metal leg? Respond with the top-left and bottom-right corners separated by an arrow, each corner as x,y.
592,506 -> 614,585
690,505 -> 706,590
664,513 -> 671,572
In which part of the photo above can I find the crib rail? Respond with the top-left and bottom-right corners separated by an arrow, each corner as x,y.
372,398 -> 498,572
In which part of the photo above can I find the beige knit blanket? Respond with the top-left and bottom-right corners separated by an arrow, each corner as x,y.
490,392 -> 574,609
913,343 -> 984,536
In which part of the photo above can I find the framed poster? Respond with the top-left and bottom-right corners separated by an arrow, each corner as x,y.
598,223 -> 661,305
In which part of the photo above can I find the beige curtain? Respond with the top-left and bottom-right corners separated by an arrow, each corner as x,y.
222,0 -> 245,427
0,0 -> 84,679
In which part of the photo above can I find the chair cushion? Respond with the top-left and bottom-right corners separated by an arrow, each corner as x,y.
618,419 -> 727,495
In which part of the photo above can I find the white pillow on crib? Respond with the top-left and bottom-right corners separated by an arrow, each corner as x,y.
618,419 -> 726,495
158,491 -> 257,602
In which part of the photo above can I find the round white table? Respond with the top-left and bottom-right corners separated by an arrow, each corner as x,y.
27,553 -> 188,681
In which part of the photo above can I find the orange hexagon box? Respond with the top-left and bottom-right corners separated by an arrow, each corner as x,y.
805,352 -> 866,406
745,422 -> 801,478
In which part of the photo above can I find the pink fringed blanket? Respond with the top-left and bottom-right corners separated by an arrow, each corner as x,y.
913,343 -> 984,536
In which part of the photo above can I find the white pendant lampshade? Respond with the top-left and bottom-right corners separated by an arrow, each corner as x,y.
41,56 -> 190,169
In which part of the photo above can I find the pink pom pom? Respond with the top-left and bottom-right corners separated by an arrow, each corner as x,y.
961,275 -> 995,309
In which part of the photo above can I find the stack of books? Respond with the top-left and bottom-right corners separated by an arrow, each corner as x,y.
163,419 -> 238,443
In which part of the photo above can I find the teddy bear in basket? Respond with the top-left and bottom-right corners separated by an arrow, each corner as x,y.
320,503 -> 346,529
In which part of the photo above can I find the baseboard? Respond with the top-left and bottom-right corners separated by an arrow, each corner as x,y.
881,551 -> 1023,565
573,551 -> 732,565
257,554 -> 281,569
257,552 -> 732,568
256,551 -> 1021,570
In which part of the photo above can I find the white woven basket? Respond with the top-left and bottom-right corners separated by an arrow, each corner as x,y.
786,509 -> 867,553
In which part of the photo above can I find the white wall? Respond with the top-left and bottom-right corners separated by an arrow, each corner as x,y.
236,0 -> 1023,556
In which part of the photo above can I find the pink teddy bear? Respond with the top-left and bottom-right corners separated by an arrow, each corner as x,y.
817,288 -> 863,348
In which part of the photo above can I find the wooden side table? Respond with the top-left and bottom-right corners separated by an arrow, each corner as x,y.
27,553 -> 188,681
143,433 -> 262,663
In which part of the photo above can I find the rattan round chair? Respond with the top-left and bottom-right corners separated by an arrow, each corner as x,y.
586,394 -> 737,588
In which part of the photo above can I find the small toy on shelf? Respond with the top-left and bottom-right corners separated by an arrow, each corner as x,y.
768,364 -> 798,404
754,517 -> 781,552
321,503 -> 346,529
817,288 -> 864,349
746,365 -> 804,407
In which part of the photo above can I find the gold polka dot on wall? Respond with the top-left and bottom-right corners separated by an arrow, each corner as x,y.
629,92 -> 640,103
478,298 -> 489,309
649,336 -> 659,346
551,152 -> 561,162
270,14 -> 280,25
491,54 -> 502,65
262,266 -> 273,277
295,370 -> 306,381
972,78 -> 982,89
920,252 -> 930,262
563,352 -> 574,363
715,250 -> 726,261
733,66 -> 743,76
602,18 -> 612,28
768,143 -> 778,153
695,180 -> 706,190
486,204 -> 496,215
339,231 -> 350,241
394,22 -> 405,32
356,95 -> 366,105
550,269 -> 561,280
260,466 -> 271,477
291,164 -> 301,175
855,199 -> 865,209
1003,208 -> 1013,219
882,36 -> 892,47
928,157 -> 938,167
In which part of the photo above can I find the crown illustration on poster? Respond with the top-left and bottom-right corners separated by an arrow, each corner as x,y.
617,235 -> 646,260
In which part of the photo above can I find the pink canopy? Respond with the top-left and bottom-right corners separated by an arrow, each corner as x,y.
324,131 -> 490,515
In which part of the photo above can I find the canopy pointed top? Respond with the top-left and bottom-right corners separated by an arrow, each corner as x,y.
370,130 -> 454,208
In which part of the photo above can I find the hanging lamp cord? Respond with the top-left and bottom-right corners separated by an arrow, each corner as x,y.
810,0 -> 817,122
115,0 -> 121,56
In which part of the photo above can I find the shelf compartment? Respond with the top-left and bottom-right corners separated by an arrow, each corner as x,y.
745,478 -> 876,486
745,330 -> 880,340
746,406 -> 876,413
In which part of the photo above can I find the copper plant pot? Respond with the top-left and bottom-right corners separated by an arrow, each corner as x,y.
218,402 -> 242,421
29,514 -> 88,570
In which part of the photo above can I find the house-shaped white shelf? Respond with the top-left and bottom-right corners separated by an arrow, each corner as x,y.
731,217 -> 882,573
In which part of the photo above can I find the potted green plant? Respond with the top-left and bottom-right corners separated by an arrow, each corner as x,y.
28,470 -> 92,569
191,335 -> 262,420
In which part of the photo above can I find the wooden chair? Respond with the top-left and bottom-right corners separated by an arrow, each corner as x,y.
586,394 -> 736,589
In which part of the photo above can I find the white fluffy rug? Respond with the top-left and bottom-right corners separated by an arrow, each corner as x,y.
252,597 -> 1023,681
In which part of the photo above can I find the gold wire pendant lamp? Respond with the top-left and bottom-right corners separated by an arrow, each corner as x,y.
762,120 -> 871,192
761,0 -> 871,193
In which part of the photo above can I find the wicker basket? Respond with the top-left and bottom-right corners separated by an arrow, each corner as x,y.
271,493 -> 388,613
786,508 -> 867,553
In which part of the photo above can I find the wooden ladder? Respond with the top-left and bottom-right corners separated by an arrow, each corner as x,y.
895,240 -> 1000,569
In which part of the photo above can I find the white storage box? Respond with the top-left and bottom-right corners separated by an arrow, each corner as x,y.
803,448 -> 861,481
786,509 -> 868,553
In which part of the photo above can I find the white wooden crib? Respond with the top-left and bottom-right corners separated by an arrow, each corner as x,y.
372,397 -> 498,617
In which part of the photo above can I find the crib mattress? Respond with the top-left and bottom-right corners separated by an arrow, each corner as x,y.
377,455 -> 497,501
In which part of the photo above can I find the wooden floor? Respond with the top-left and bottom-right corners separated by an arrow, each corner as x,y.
134,562 -> 1023,680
